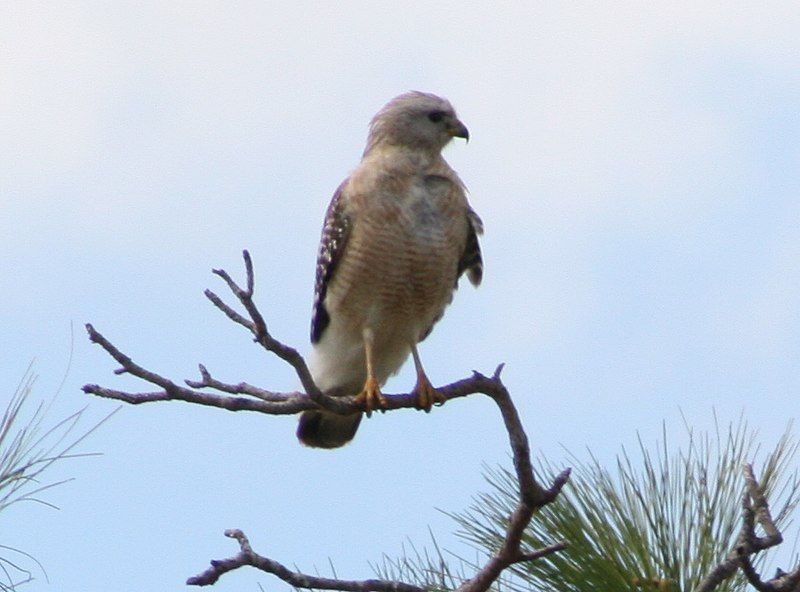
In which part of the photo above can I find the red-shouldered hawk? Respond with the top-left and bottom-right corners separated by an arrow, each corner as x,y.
297,92 -> 483,448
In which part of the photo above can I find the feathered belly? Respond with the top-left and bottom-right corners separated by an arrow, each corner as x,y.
313,179 -> 468,391
316,233 -> 457,387
330,232 -> 456,339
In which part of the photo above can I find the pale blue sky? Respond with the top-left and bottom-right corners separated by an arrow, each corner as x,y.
2,2 -> 800,590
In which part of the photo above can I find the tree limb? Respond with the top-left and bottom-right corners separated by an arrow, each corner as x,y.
187,530 -> 426,592
693,464 -> 798,592
185,364 -> 570,590
85,250 -> 570,591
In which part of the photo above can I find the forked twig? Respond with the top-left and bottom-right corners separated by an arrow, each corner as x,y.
694,465 -> 799,592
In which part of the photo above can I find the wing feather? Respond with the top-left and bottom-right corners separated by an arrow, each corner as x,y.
458,207 -> 484,286
420,206 -> 484,342
310,182 -> 351,343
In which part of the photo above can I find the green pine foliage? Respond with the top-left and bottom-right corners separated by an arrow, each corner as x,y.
451,416 -> 799,592
372,530 -> 472,592
0,365 -> 110,590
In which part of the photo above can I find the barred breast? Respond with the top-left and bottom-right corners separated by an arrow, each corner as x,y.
317,171 -> 467,386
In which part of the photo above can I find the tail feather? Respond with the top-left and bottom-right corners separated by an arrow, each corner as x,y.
297,410 -> 362,448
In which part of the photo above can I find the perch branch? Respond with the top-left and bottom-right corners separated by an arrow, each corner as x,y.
83,332 -> 514,415
85,250 -> 570,591
186,365 -> 569,590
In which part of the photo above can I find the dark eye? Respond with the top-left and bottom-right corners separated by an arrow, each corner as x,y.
427,110 -> 446,123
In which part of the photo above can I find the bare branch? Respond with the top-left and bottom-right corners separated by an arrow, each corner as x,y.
83,325 -> 504,415
737,551 -> 773,592
85,251 -> 349,414
85,253 -> 518,418
188,529 -> 425,592
208,250 -> 330,408
85,251 -> 570,591
770,568 -> 800,592
743,464 -> 782,548
83,323 -> 312,414
511,540 -> 570,565
693,464 -> 794,592
204,289 -> 253,330
449,369 -> 571,592
184,369 -> 569,590
184,364 -> 288,402
738,554 -> 800,592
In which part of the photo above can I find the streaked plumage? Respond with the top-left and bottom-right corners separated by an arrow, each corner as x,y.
297,92 -> 483,448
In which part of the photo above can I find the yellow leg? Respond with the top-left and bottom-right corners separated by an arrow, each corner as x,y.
411,345 -> 444,412
354,328 -> 387,416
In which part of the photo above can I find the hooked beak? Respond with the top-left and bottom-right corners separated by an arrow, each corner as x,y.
448,118 -> 470,142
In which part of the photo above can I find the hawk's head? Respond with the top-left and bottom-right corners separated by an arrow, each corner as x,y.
365,91 -> 469,155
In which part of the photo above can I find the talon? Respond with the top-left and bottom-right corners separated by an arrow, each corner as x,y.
354,376 -> 386,417
409,344 -> 443,412
411,374 -> 443,412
